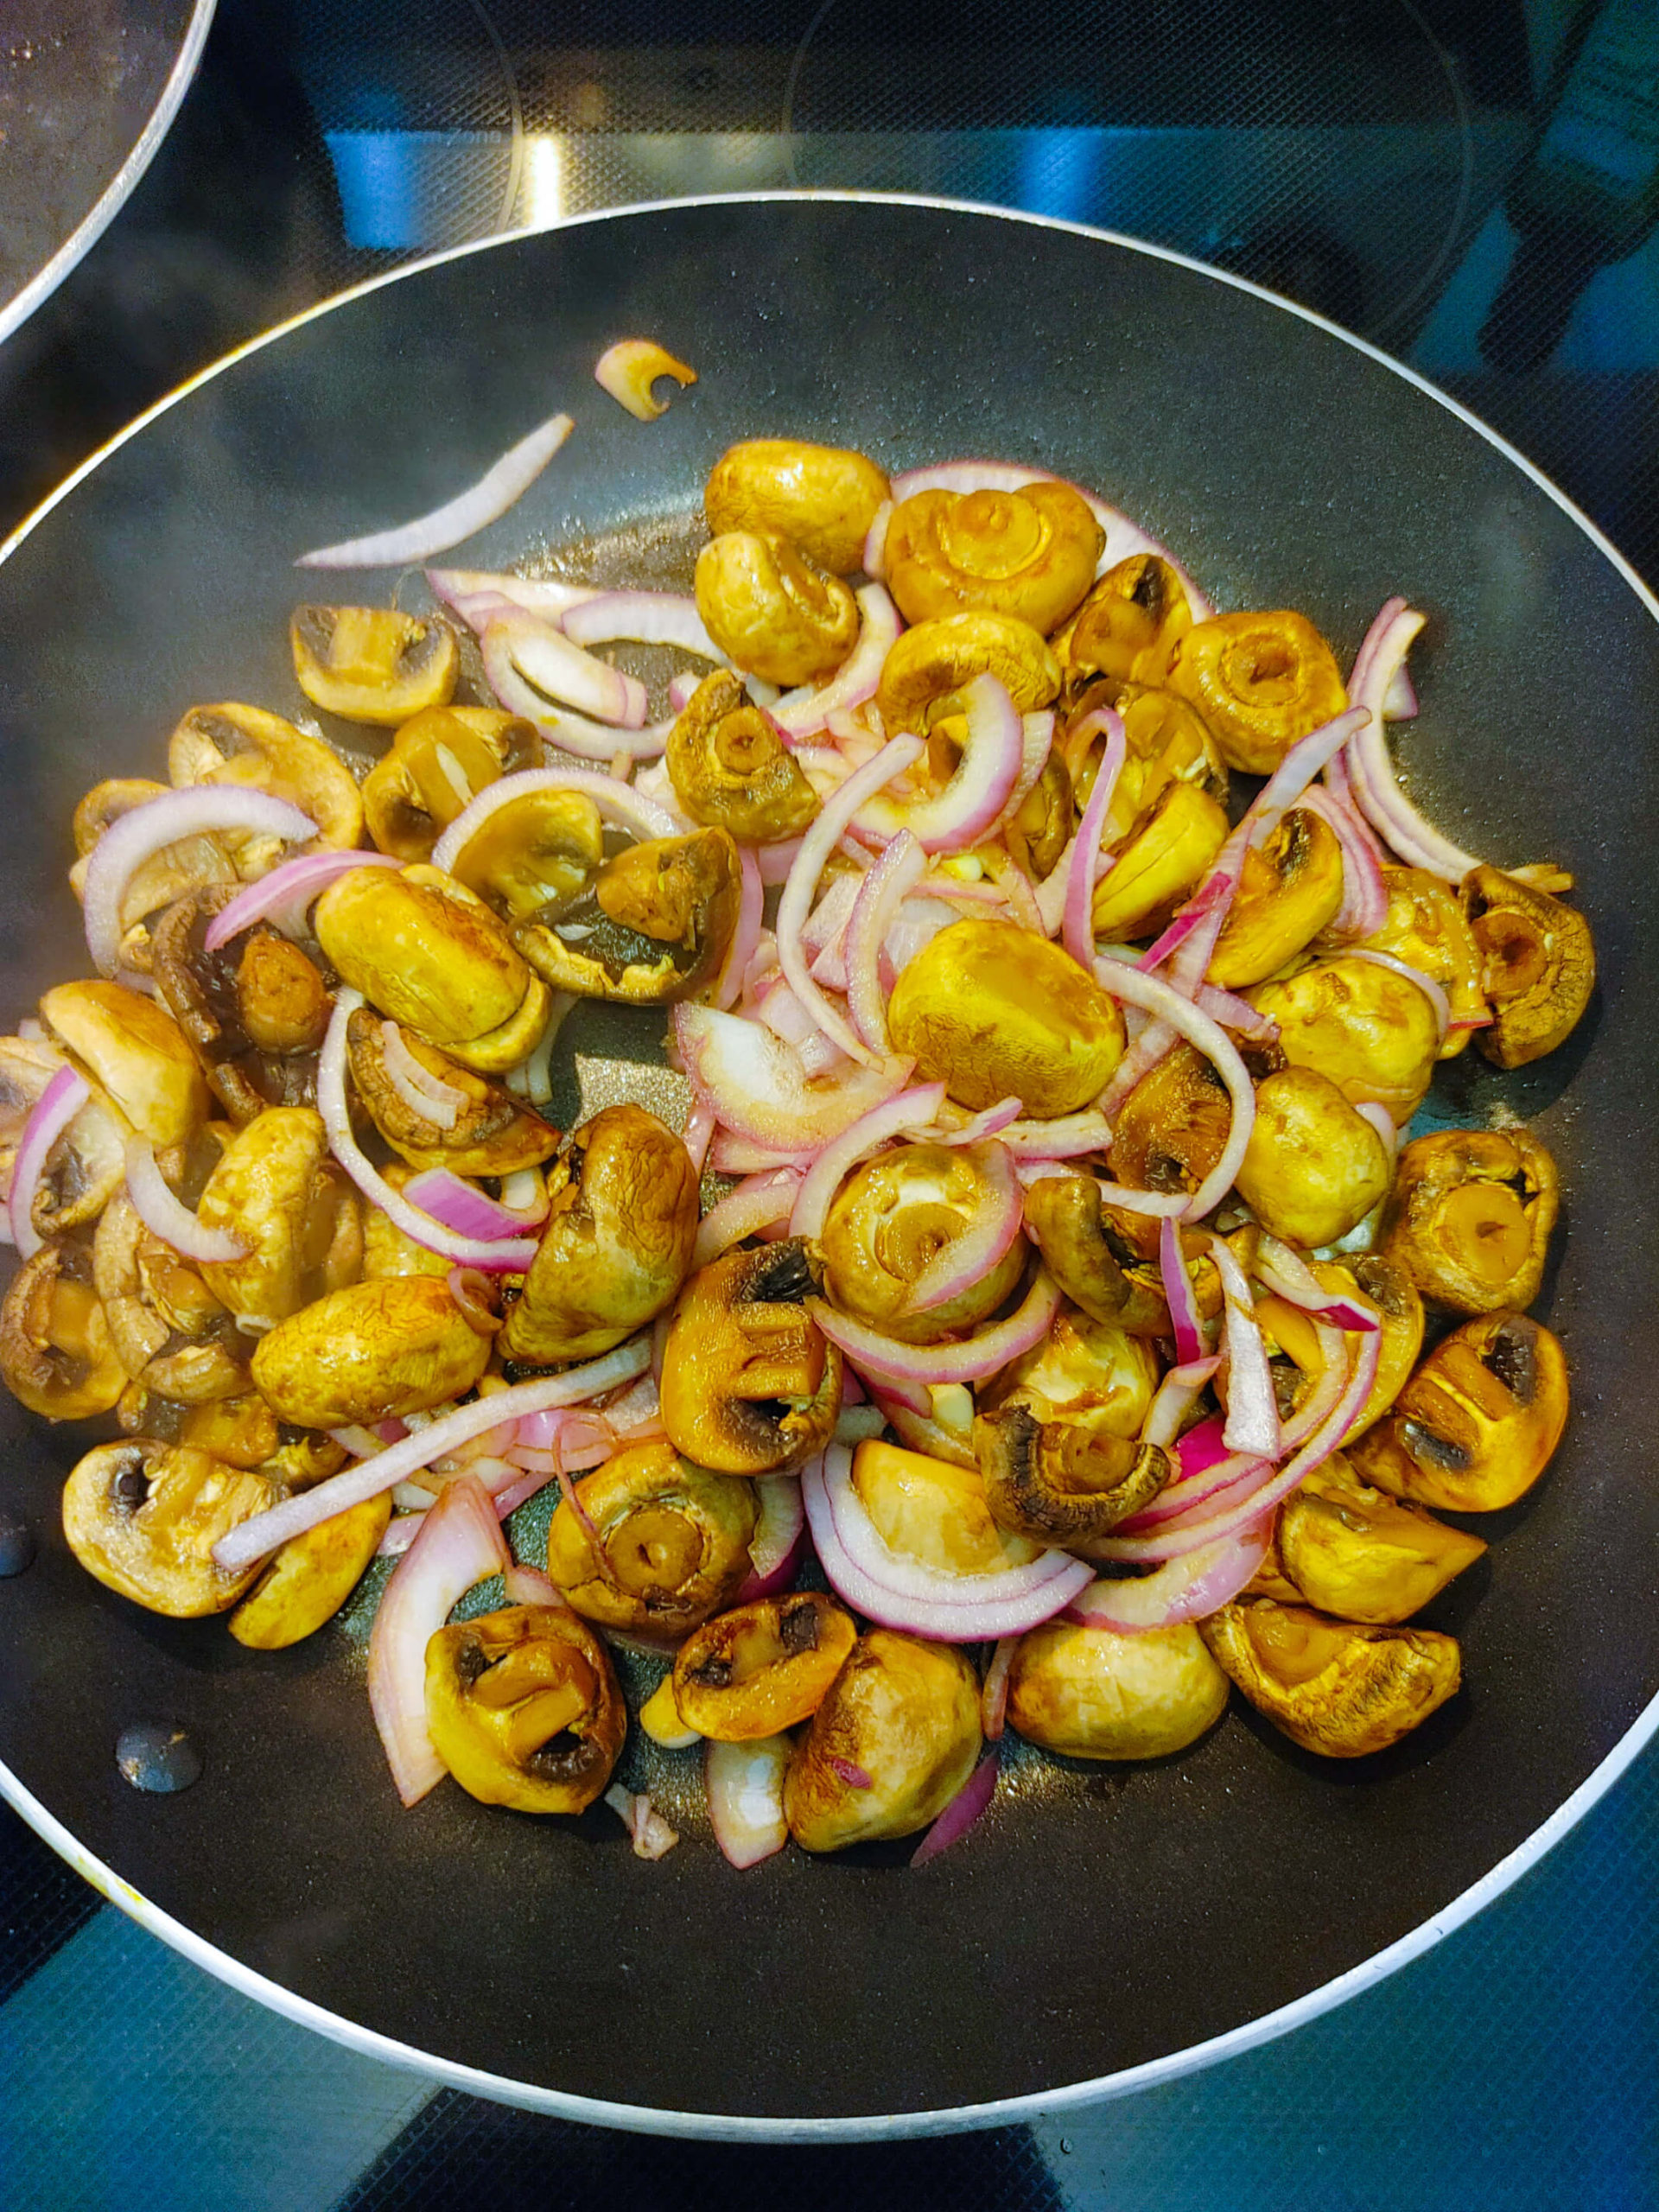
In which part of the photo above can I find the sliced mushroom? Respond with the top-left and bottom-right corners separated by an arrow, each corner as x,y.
0,1035 -> 130,1237
1461,864 -> 1596,1069
361,705 -> 538,863
509,828 -> 743,1007
92,1192 -> 253,1402
168,702 -> 364,860
1379,1127 -> 1559,1315
1020,1176 -> 1185,1337
1166,610 -> 1349,777
250,1275 -> 492,1429
1109,1041 -> 1234,1207
61,1440 -> 280,1615
1274,1453 -> 1487,1625
1201,1597 -> 1460,1758
980,1302 -> 1160,1441
1007,1619 -> 1229,1760
659,1237 -> 843,1475
1088,779 -> 1231,942
1248,954 -> 1441,1126
424,1604 -> 625,1814
544,1440 -> 758,1637
974,1405 -> 1168,1546
119,1389 -> 281,1468
874,611 -> 1060,734
704,438 -> 889,575
40,981 -> 208,1147
1052,553 -> 1197,691
1235,1065 -> 1394,1249
345,1008 -> 559,1178
228,1491 -> 391,1649
1362,868 -> 1489,1057
664,671 -> 821,842
1347,1309 -> 1567,1513
784,1629 -> 982,1852
194,1106 -> 363,1329
817,1141 -> 1027,1344
695,531 -> 860,686
441,783 -> 606,925
289,605 -> 459,727
1207,808 -> 1345,988
500,1105 -> 697,1367
0,1239 -> 126,1421
884,482 -> 1103,633
671,1593 -> 858,1739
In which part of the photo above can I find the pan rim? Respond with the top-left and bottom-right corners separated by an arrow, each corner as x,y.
3,188 -> 1656,2140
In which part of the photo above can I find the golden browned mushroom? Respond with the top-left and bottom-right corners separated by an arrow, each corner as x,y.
168,702 -> 364,859
851,1436 -> 1046,1579
69,779 -> 240,978
151,890 -> 331,1124
874,611 -> 1060,734
0,1240 -> 126,1421
543,1440 -> 758,1637
659,1238 -> 843,1475
785,1629 -> 982,1852
361,1162 -> 458,1280
1019,1176 -> 1183,1337
425,1605 -> 625,1814
289,606 -> 459,727
194,1106 -> 363,1330
345,1008 -> 559,1179
1461,865 -> 1596,1069
250,1274 -> 493,1428
1201,1597 -> 1460,1757
981,1302 -> 1160,1441
61,1440 -> 280,1616
1007,1619 -> 1229,1759
440,785 -> 606,925
695,531 -> 860,686
1274,1454 -> 1487,1625
817,1141 -> 1027,1344
1052,553 -> 1197,691
1088,781 -> 1231,943
1165,610 -> 1349,777
884,482 -> 1103,632
1234,1066 -> 1394,1249
1347,1309 -> 1567,1513
40,982 -> 208,1148
92,1192 -> 252,1403
887,918 -> 1126,1118
1206,809 -> 1346,988
1001,751 -> 1077,883
1109,1042 -> 1234,1209
500,1105 -> 697,1367
312,863 -> 551,1075
671,1592 -> 858,1739
664,671 -> 821,844
361,706 -> 539,863
0,1036 -> 129,1239
510,829 -> 743,1007
1362,868 -> 1489,1057
974,1406 -> 1168,1545
1379,1127 -> 1559,1315
124,1389 -> 279,1468
1061,676 -> 1227,845
705,439 -> 890,575
1248,954 -> 1441,1126
228,1492 -> 391,1649
1255,1253 -> 1424,1445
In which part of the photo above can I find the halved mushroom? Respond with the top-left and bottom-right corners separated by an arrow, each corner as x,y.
1109,1041 -> 1234,1207
110,1386 -> 342,1490
1347,1309 -> 1567,1513
817,1141 -> 1027,1344
151,890 -> 332,1126
249,1274 -> 492,1428
441,784 -> 606,923
1235,1065 -> 1393,1249
168,702 -> 363,859
361,705 -> 539,863
40,981 -> 208,1147
1379,1127 -> 1558,1315
1007,1619 -> 1229,1760
289,605 -> 459,727
92,1192 -> 252,1402
194,1106 -> 363,1329
695,531 -> 860,686
1060,676 -> 1227,846
510,829 -> 743,1007
0,1240 -> 126,1421
70,777 -> 240,976
1274,1454 -> 1487,1625
346,1008 -> 559,1178
1461,864 -> 1596,1069
312,863 -> 551,1074
784,1629 -> 982,1853
874,611 -> 1060,734
544,1440 -> 758,1637
1052,554 -> 1197,691
228,1491 -> 391,1649
659,1238 -> 843,1475
500,1105 -> 697,1367
1255,1253 -> 1425,1445
705,438 -> 889,575
61,1440 -> 280,1615
887,918 -> 1126,1117
852,1436 -> 1045,1574
425,1604 -> 625,1814
1201,1597 -> 1460,1758
1088,780 -> 1231,943
671,1592 -> 858,1739
665,671 -> 821,842
883,482 -> 1103,633
1166,610 -> 1349,777
1361,868 -> 1488,1057
974,1406 -> 1168,1546
1001,749 -> 1077,882
1248,954 -> 1440,1126
1018,1176 -> 1198,1337
980,1303 -> 1160,1441
0,1035 -> 130,1237
1207,808 -> 1345,988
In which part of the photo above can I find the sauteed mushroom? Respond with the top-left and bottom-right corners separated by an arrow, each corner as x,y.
151,889 -> 331,1123
441,785 -> 606,923
887,918 -> 1126,1117
500,1105 -> 697,1367
361,1161 -> 454,1280
544,1440 -> 758,1637
1362,868 -> 1488,1055
974,1406 -> 1168,1546
664,672 -> 820,843
817,1141 -> 1026,1344
1462,864 -> 1596,1069
671,1592 -> 858,1739
1206,808 -> 1345,988
784,1629 -> 982,1852
883,481 -> 1103,632
361,706 -> 539,862
40,982 -> 208,1147
115,1388 -> 279,1469
0,1240 -> 126,1421
70,778 -> 239,976
981,1304 -> 1160,1441
1020,1176 -> 1184,1336
1255,1254 -> 1425,1444
228,1492 -> 391,1649
194,1106 -> 364,1329
873,612 -> 1060,733
1109,1042 -> 1233,1207
0,1036 -> 129,1236
61,1440 -> 279,1616
695,531 -> 860,686
1002,750 -> 1077,882
1007,1620 -> 1228,1760
1087,781 -> 1231,942
425,1605 -> 625,1814
1052,553 -> 1196,690
1379,1128 -> 1559,1314
510,829 -> 743,1007
346,1009 -> 559,1178
93,1192 -> 252,1402
1201,1598 -> 1460,1758
1248,954 -> 1440,1125
168,702 -> 363,858
705,438 -> 889,575
1061,676 -> 1227,845
1274,1455 -> 1486,1625
250,1275 -> 493,1429
1235,1066 -> 1393,1249
852,1438 -> 1044,1574
289,605 -> 459,726
659,1238 -> 842,1475
1347,1310 -> 1568,1513
1166,610 -> 1348,776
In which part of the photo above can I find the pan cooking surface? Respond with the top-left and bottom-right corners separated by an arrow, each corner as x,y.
0,198 -> 1655,2129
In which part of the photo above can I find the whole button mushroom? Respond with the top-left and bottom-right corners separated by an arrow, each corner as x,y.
974,1407 -> 1168,1548
671,1592 -> 858,1740
250,1275 -> 493,1429
543,1440 -> 758,1639
62,1440 -> 280,1616
1462,865 -> 1595,1070
704,439 -> 889,575
362,706 -> 539,864
1165,610 -> 1349,777
1247,954 -> 1442,1127
0,1240 -> 126,1421
1363,868 -> 1490,1057
168,702 -> 365,860
1205,808 -> 1345,988
873,612 -> 1060,734
817,1141 -> 1027,1345
1052,553 -> 1197,691
1234,1066 -> 1394,1250
1379,1127 -> 1559,1315
883,482 -> 1103,633
695,531 -> 859,687
784,1630 -> 982,1853
40,982 -> 209,1149
664,672 -> 820,844
659,1239 -> 843,1476
194,1106 -> 363,1331
1007,1620 -> 1229,1760
1274,1456 -> 1486,1626
424,1605 -> 626,1815
1088,781 -> 1231,942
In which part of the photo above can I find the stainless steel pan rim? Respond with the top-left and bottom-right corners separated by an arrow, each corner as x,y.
3,190 -> 1656,2143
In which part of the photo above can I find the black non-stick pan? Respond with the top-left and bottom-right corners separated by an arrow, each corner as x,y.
1,196 -> 1656,2139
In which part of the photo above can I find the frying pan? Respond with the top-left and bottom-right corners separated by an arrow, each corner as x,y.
1,195 -> 1656,2140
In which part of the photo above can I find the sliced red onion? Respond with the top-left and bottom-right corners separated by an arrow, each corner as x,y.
1299,785 -> 1389,944
990,713 -> 1060,845
298,411 -> 573,569
755,836 -> 807,887
367,1472 -> 508,1805
1255,1234 -> 1380,1333
483,611 -> 646,729
84,788 -> 319,976
995,1110 -> 1115,1161
1092,957 -> 1255,1222
484,668 -> 673,768
562,591 -> 727,664
496,1170 -> 549,1226
736,1472 -> 807,1603
1345,947 -> 1451,1041
1209,1236 -> 1281,1460
1062,709 -> 1128,970
1383,661 -> 1418,719
770,586 -> 900,739
855,677 -> 1026,854
8,1066 -> 91,1261
667,671 -> 700,715
1344,600 -> 1483,880
1159,1217 -> 1205,1365
371,1161 -> 531,1245
1192,984 -> 1279,1040
503,1561 -> 568,1608
1116,1445 -> 1268,1536
202,849 -> 401,954
902,1143 -> 1022,1316
861,501 -> 892,579
694,1174 -> 802,1268
427,568 -> 601,633
1249,707 -> 1371,830
431,765 -> 676,875
927,1097 -> 1024,1146
1063,1523 -> 1274,1632
912,1749 -> 996,1867
1135,869 -> 1238,976
706,1736 -> 791,1870
754,976 -> 852,1083
605,1783 -> 680,1859
981,1637 -> 1017,1741
802,869 -> 863,957
1141,1357 -> 1222,1451
807,1267 -> 1061,1387
788,1084 -> 945,1242
978,847 -> 1046,938
845,830 -> 927,1053
124,1136 -> 248,1264
709,1130 -> 816,1174
672,1002 -> 912,1151
679,1098 -> 717,1179
330,1425 -> 384,1460
380,1024 -> 464,1129
713,846 -> 764,1014
1356,1099 -> 1398,1175
882,892 -> 958,977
